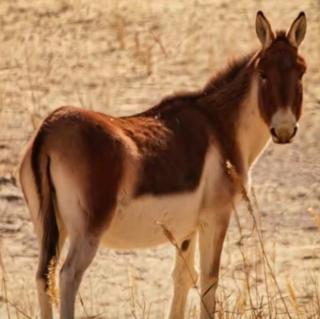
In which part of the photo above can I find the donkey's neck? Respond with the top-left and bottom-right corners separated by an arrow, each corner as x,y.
237,74 -> 270,173
199,55 -> 270,177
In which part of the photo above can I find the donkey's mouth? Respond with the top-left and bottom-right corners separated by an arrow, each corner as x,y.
272,136 -> 294,144
270,126 -> 298,144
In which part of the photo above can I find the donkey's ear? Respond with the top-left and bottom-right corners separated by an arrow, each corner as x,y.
287,12 -> 306,48
256,11 -> 275,49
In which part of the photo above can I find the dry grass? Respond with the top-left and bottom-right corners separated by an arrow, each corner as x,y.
0,0 -> 319,318
1,162 -> 319,318
1,184 -> 320,319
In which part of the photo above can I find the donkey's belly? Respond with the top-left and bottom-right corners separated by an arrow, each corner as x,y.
101,190 -> 202,249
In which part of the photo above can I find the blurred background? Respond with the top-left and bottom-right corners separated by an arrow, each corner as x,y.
0,0 -> 319,318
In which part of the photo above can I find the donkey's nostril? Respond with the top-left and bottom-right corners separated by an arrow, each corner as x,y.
291,125 -> 298,138
270,127 -> 277,138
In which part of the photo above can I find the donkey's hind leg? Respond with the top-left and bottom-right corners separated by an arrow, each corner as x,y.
35,226 -> 66,319
59,234 -> 99,319
167,232 -> 198,319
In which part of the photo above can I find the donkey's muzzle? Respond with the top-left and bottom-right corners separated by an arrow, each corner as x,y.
270,124 -> 298,144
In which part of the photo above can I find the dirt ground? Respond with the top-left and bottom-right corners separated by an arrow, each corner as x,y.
0,0 -> 319,318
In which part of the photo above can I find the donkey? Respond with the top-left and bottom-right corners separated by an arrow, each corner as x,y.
19,11 -> 307,319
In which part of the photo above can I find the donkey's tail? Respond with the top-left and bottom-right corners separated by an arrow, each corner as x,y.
31,129 -> 59,290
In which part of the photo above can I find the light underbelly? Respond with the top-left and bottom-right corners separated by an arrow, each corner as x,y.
101,189 -> 203,249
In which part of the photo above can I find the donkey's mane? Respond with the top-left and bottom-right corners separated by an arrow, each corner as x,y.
135,53 -> 255,119
135,31 -> 290,120
275,30 -> 288,40
203,53 -> 253,96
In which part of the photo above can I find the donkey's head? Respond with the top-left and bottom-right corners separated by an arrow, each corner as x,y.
255,11 -> 307,144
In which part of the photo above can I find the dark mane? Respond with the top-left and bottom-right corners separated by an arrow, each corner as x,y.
268,30 -> 291,47
275,30 -> 288,41
133,53 -> 255,119
202,53 -> 254,96
194,53 -> 255,118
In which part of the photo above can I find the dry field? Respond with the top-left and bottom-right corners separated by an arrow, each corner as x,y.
0,0 -> 319,318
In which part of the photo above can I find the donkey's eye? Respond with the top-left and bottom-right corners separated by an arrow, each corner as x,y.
260,73 -> 267,82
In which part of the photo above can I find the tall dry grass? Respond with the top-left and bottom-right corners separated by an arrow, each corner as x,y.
1,161 -> 319,318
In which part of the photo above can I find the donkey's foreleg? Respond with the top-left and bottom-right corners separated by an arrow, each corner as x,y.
167,233 -> 198,319
59,234 -> 99,319
199,208 -> 231,319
